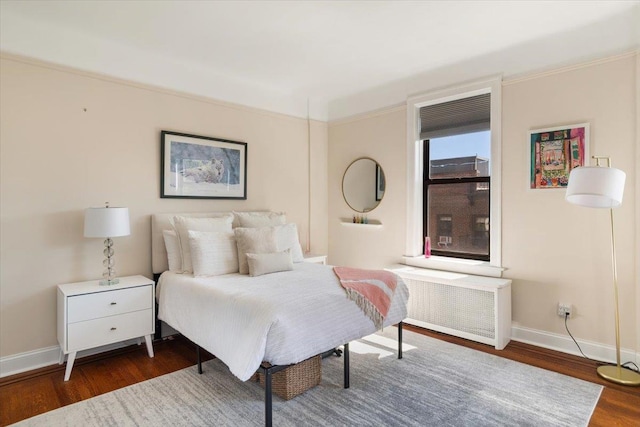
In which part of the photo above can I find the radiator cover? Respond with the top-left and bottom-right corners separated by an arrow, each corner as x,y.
389,266 -> 511,349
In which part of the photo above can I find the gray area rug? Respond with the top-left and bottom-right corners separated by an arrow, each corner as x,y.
14,328 -> 602,426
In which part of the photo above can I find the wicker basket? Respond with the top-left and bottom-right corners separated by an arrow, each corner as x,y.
257,355 -> 322,400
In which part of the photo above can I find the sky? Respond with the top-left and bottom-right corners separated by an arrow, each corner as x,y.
429,130 -> 491,160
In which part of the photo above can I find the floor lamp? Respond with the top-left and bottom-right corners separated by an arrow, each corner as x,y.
565,156 -> 640,386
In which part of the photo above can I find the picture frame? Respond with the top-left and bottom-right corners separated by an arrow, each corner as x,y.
375,164 -> 385,201
161,131 -> 247,199
529,123 -> 589,190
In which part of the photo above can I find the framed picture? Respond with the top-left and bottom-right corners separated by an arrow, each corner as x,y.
375,164 -> 385,201
529,123 -> 589,190
161,131 -> 247,199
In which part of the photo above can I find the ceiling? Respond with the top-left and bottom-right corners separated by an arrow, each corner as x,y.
1,1 -> 638,121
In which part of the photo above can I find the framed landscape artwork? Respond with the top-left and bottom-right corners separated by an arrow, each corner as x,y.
529,123 -> 589,190
161,131 -> 247,199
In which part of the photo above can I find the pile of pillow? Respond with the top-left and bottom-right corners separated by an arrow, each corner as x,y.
162,211 -> 304,277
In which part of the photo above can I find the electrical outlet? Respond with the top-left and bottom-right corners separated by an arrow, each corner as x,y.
557,303 -> 573,318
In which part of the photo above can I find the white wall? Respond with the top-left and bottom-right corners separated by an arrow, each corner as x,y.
328,53 -> 639,356
328,107 -> 407,269
502,54 -> 637,349
0,54 -> 328,359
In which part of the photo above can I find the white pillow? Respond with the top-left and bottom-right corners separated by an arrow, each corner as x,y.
234,227 -> 278,275
172,215 -> 234,273
234,211 -> 286,228
188,230 -> 238,277
162,230 -> 182,273
274,223 -> 304,263
246,250 -> 293,277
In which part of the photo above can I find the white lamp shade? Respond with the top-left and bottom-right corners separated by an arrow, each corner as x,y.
566,166 -> 625,209
84,207 -> 130,237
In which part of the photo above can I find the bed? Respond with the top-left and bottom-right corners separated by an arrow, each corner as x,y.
151,212 -> 409,426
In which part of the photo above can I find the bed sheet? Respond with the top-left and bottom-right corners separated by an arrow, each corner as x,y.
157,262 -> 408,381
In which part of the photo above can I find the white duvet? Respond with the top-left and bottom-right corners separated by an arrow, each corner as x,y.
157,262 -> 408,381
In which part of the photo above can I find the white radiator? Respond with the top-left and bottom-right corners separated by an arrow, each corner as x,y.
388,266 -> 511,349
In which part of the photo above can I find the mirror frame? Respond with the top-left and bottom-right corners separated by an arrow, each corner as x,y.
342,156 -> 385,213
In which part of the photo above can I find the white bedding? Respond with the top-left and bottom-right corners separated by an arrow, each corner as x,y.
157,262 -> 408,381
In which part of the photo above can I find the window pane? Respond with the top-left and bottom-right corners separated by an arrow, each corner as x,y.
429,131 -> 490,179
427,183 -> 489,257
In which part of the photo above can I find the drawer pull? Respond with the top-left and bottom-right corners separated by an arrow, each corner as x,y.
110,302 -> 117,306
110,327 -> 117,331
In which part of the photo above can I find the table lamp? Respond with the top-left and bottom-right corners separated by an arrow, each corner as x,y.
84,202 -> 130,285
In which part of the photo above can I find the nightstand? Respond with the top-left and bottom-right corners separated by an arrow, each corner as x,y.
303,254 -> 327,265
57,275 -> 155,381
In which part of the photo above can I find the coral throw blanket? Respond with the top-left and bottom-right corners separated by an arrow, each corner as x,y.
333,266 -> 398,330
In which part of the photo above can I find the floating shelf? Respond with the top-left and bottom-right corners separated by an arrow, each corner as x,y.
340,218 -> 383,228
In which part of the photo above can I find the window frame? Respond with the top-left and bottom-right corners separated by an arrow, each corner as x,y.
405,76 -> 503,276
424,137 -> 491,261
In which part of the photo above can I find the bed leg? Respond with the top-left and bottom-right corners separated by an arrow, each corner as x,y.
343,343 -> 350,389
265,368 -> 273,427
398,321 -> 403,359
196,345 -> 203,374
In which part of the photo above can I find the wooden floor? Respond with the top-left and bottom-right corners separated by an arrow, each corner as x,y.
1,326 -> 639,426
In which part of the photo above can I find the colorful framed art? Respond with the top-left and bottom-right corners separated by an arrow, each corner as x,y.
529,123 -> 589,190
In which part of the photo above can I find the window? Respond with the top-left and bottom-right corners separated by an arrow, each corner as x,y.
405,76 -> 502,274
472,215 -> 490,248
437,214 -> 452,239
424,130 -> 491,260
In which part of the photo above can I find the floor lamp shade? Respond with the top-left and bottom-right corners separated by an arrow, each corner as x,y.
84,207 -> 130,238
565,166 -> 625,208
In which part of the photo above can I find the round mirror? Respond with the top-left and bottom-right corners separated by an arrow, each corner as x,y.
342,157 -> 385,213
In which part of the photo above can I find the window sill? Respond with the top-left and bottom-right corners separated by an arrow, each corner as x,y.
402,255 -> 505,278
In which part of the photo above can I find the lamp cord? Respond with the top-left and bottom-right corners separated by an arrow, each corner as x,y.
564,313 -> 640,373
564,313 -> 599,363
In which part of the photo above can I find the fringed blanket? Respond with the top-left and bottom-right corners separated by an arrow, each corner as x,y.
333,267 -> 398,330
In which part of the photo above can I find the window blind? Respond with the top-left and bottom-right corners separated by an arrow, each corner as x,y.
420,93 -> 490,140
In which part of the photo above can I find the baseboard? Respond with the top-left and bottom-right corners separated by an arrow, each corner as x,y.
0,339 -> 141,378
511,324 -> 639,366
3,326 -> 637,378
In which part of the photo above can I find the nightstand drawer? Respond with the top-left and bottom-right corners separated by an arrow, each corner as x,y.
67,309 -> 153,352
68,285 -> 152,323
303,255 -> 327,265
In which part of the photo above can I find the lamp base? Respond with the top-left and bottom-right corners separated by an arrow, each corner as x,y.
597,364 -> 640,386
99,278 -> 120,286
